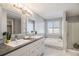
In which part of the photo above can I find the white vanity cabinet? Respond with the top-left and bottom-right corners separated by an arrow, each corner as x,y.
28,38 -> 45,56
5,38 -> 45,56
28,40 -> 41,56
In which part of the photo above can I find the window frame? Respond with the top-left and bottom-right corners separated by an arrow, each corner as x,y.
47,20 -> 60,34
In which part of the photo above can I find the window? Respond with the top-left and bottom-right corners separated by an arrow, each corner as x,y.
27,20 -> 34,33
47,20 -> 60,34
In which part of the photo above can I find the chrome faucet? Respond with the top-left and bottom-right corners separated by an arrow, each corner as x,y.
14,35 -> 18,41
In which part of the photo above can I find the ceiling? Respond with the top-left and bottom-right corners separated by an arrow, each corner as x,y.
23,3 -> 79,19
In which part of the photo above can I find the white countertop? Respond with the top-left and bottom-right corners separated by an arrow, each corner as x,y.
5,39 -> 31,47
5,35 -> 43,47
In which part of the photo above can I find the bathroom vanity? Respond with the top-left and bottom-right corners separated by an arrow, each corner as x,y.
0,36 -> 45,56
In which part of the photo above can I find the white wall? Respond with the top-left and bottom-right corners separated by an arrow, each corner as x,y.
62,12 -> 68,50
0,7 -> 7,44
21,15 -> 27,34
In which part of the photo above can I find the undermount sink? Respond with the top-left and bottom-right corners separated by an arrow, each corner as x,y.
31,36 -> 42,39
5,39 -> 31,47
24,36 -> 43,39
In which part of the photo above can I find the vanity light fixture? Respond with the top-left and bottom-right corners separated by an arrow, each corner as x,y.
12,4 -> 32,16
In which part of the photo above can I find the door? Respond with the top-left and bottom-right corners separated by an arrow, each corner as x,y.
68,22 -> 79,49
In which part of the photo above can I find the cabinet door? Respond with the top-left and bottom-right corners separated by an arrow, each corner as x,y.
35,40 -> 41,56
28,42 -> 37,56
29,39 -> 44,56
26,45 -> 30,56
36,38 -> 45,56
41,38 -> 45,53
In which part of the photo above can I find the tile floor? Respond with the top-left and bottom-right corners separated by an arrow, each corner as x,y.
43,38 -> 79,56
43,46 -> 79,56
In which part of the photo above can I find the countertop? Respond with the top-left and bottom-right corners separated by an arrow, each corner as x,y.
0,36 -> 43,56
